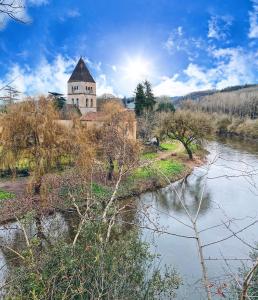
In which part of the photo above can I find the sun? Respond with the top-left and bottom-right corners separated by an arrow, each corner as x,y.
122,56 -> 152,81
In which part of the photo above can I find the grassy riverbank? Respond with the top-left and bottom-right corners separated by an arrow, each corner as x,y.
0,141 -> 206,224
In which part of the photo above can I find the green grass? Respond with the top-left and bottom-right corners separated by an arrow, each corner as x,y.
140,152 -> 158,160
133,159 -> 184,180
153,159 -> 184,176
0,189 -> 15,200
133,167 -> 154,179
160,143 -> 177,151
91,183 -> 111,198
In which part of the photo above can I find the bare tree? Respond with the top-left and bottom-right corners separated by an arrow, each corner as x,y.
0,0 -> 26,24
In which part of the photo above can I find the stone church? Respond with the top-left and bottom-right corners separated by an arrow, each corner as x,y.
65,57 -> 136,140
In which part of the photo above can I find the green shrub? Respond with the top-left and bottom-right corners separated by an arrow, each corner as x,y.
91,182 -> 111,198
0,189 -> 15,200
6,223 -> 181,299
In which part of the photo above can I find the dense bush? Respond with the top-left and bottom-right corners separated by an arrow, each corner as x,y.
214,114 -> 258,139
6,222 -> 181,299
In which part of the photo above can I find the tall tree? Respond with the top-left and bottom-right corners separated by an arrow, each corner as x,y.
144,80 -> 156,112
99,101 -> 139,181
134,83 -> 145,116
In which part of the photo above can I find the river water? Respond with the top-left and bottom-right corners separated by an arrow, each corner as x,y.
139,137 -> 258,299
0,137 -> 258,299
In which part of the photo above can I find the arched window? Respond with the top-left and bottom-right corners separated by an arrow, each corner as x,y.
86,98 -> 88,107
91,99 -> 93,107
72,98 -> 74,105
76,99 -> 79,106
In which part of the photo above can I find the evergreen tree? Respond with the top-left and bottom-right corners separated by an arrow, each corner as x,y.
144,80 -> 156,112
134,83 -> 146,116
157,102 -> 175,112
54,96 -> 66,110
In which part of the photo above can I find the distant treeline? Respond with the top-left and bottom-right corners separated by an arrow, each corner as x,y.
220,84 -> 257,93
181,86 -> 258,119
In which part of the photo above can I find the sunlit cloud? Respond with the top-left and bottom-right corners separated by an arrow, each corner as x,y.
154,47 -> 257,96
0,55 -> 75,96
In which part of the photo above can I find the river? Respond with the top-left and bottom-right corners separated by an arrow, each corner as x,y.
139,137 -> 258,299
0,137 -> 258,299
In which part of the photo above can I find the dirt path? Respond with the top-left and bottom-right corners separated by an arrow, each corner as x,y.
0,177 -> 29,196
156,143 -> 185,160
155,143 -> 206,170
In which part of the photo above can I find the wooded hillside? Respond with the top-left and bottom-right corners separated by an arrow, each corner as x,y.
177,85 -> 258,119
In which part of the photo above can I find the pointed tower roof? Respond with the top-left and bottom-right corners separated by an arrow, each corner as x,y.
68,58 -> 95,83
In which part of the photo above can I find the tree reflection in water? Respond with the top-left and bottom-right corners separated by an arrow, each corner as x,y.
150,174 -> 212,217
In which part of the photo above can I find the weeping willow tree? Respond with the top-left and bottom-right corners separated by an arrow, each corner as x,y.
0,96 -> 74,194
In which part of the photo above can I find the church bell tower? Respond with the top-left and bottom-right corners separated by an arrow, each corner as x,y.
67,57 -> 97,114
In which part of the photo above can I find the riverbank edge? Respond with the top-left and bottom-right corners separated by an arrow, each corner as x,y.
216,131 -> 258,142
0,151 -> 207,225
115,156 -> 206,201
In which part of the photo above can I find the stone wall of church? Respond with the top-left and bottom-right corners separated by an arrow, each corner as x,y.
67,81 -> 97,113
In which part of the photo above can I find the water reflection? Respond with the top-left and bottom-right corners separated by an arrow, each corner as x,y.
150,175 -> 212,217
139,138 -> 258,300
217,136 -> 258,155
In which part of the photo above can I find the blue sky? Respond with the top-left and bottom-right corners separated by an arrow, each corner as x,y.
0,0 -> 257,97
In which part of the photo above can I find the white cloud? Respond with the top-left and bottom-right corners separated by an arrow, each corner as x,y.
164,27 -> 206,60
164,26 -> 188,53
59,8 -> 81,22
249,0 -> 258,38
96,74 -> 116,96
0,47 -> 256,99
0,55 -> 117,98
0,55 -> 75,97
208,15 -> 233,40
0,0 -> 47,30
153,71 -> 213,97
154,47 -> 257,96
0,0 -> 27,29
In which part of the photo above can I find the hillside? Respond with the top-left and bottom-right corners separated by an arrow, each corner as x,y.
172,84 -> 258,118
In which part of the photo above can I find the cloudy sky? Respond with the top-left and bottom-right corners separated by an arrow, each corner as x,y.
0,0 -> 257,97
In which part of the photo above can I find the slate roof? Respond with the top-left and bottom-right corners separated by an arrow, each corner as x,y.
68,58 -> 95,83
